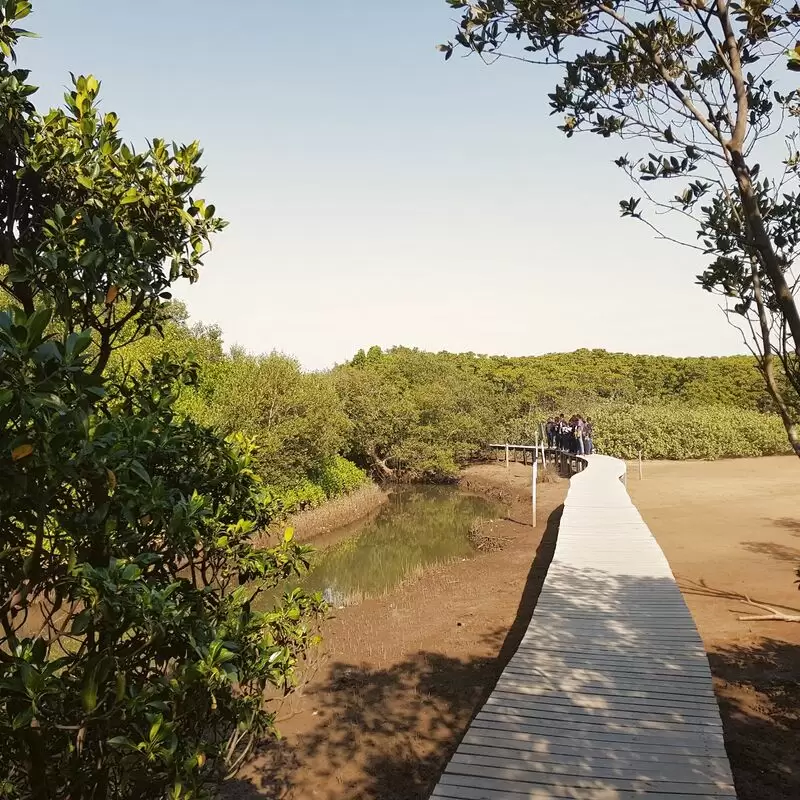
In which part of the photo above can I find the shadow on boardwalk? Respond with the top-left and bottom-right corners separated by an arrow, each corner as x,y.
224,505 -> 563,800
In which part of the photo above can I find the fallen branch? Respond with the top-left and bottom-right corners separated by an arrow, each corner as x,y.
677,577 -> 800,622
738,596 -> 800,623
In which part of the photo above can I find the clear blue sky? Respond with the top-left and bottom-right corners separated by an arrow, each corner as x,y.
20,0 -> 744,369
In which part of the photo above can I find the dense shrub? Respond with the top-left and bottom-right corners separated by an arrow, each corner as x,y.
335,346 -> 794,476
188,351 -> 348,487
590,403 -> 791,460
264,479 -> 328,518
312,455 -> 369,498
261,458 -> 369,520
126,326 -> 793,479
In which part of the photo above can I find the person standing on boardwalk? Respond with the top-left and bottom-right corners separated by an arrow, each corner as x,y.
584,417 -> 594,455
558,414 -> 569,450
546,417 -> 557,449
573,416 -> 585,455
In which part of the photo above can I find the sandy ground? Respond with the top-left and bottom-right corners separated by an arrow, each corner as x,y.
227,456 -> 800,800
628,456 -> 800,800
226,463 -> 567,800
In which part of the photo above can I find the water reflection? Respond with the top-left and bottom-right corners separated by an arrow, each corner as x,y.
289,486 -> 501,606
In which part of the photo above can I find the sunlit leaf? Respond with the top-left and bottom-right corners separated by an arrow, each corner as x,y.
11,443 -> 33,461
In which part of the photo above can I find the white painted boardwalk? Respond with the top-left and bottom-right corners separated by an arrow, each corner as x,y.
431,454 -> 737,800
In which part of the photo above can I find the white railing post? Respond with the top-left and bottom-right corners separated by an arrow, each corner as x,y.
532,451 -> 538,528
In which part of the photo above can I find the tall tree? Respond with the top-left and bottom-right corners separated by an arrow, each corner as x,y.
439,0 -> 800,455
0,4 -> 322,798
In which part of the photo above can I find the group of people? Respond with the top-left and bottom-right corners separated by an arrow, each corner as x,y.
545,414 -> 594,456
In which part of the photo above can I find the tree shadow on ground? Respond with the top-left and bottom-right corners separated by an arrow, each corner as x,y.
739,540 -> 800,563
223,505 -> 563,800
708,638 -> 800,800
773,517 -> 800,536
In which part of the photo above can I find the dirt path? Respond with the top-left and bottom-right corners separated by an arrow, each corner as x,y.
628,456 -> 800,800
226,463 -> 567,800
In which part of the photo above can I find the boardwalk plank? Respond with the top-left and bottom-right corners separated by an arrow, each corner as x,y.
465,724 -> 725,757
492,682 -> 721,709
432,788 -> 735,800
456,742 -> 733,775
486,693 -> 723,720
443,760 -> 735,795
481,701 -> 724,730
473,713 -> 725,743
439,773 -> 736,799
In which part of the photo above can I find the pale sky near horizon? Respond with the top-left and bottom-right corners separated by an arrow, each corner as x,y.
20,1 -> 748,369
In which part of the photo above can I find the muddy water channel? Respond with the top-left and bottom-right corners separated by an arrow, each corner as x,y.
287,486 -> 502,606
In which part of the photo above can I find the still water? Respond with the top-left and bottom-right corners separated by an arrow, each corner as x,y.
289,486 -> 502,606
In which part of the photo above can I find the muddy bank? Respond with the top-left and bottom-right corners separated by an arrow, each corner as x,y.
226,462 -> 568,800
270,483 -> 389,544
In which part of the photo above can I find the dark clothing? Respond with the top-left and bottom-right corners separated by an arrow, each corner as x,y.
546,421 -> 557,449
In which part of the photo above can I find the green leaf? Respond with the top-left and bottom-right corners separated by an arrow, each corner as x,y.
114,672 -> 126,703
82,671 -> 98,713
12,707 -> 34,730
149,715 -> 163,742
120,188 -> 140,205
128,460 -> 152,486
121,563 -> 141,581
65,330 -> 92,359
26,307 -> 52,346
107,736 -> 136,749
71,609 -> 92,635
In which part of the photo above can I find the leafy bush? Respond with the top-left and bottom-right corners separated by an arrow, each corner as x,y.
263,479 -> 327,518
334,347 -> 501,480
179,350 -> 349,488
312,455 -> 368,499
0,12 -> 323,799
590,402 -> 791,460
261,457 -> 368,520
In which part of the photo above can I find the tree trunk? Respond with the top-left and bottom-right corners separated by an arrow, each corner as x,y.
750,261 -> 800,457
732,151 -> 800,458
732,152 -> 800,355
369,448 -> 395,481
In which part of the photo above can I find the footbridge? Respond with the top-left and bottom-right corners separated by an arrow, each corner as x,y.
430,454 -> 737,800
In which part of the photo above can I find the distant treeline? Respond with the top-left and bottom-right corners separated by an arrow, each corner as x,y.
338,345 -> 789,470
116,306 -> 790,490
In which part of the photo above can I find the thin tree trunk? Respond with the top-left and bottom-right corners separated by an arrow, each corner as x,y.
733,151 -> 800,356
369,447 -> 395,481
751,261 -> 800,457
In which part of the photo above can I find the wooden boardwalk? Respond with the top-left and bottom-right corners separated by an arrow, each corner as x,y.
430,454 -> 737,800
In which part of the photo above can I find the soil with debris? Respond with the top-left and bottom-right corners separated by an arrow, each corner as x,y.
228,456 -> 800,800
225,462 -> 566,800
